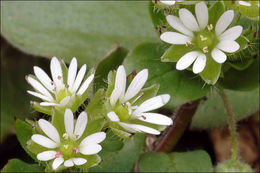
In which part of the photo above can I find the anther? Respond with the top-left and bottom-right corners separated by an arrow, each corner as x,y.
207,24 -> 213,31
53,87 -> 56,92
203,46 -> 208,53
58,76 -> 62,80
51,81 -> 54,85
65,84 -> 69,89
55,151 -> 61,158
185,40 -> 191,47
200,35 -> 207,41
122,103 -> 126,107
63,133 -> 69,140
141,115 -> 146,120
72,147 -> 79,153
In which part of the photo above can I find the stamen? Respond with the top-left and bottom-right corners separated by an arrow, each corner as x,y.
131,92 -> 144,104
58,76 -> 62,80
185,40 -> 191,47
55,151 -> 61,158
63,133 -> 69,140
50,81 -> 54,85
207,24 -> 213,31
141,115 -> 147,120
63,144 -> 68,149
65,84 -> 69,89
200,35 -> 207,41
74,134 -> 79,139
53,87 -> 56,92
203,46 -> 209,53
121,103 -> 126,107
72,147 -> 79,153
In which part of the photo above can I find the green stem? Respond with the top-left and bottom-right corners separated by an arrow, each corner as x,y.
219,89 -> 238,162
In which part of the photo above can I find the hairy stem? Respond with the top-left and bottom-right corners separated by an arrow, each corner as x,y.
153,98 -> 202,152
219,89 -> 238,162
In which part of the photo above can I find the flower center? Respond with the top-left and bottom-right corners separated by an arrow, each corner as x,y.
193,25 -> 218,54
59,139 -> 78,160
56,88 -> 73,103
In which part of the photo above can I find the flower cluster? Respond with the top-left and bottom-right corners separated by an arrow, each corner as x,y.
26,57 -> 173,170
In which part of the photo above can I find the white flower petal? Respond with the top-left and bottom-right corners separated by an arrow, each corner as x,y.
238,1 -> 251,6
107,111 -> 120,122
26,76 -> 53,100
179,8 -> 200,31
217,40 -> 240,53
80,132 -> 106,147
64,159 -> 74,167
160,0 -> 176,6
33,66 -> 55,93
79,144 -> 102,155
166,15 -> 193,37
219,25 -> 243,41
160,32 -> 191,44
119,122 -> 160,135
50,57 -> 63,92
133,94 -> 170,114
74,111 -> 88,139
32,134 -> 58,148
40,102 -> 59,106
64,109 -> 74,138
77,74 -> 94,95
176,51 -> 200,70
123,69 -> 148,102
71,64 -> 86,93
192,53 -> 207,74
139,113 -> 173,126
72,158 -> 87,166
52,157 -> 64,170
110,65 -> 126,106
38,119 -> 60,144
27,90 -> 52,102
211,48 -> 227,63
215,10 -> 234,36
37,151 -> 57,161
59,96 -> 71,106
195,2 -> 208,30
67,58 -> 77,91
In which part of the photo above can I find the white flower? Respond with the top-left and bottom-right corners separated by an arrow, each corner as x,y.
31,109 -> 106,170
107,65 -> 173,135
26,57 -> 94,107
160,2 -> 243,74
238,1 -> 251,7
159,0 -> 184,6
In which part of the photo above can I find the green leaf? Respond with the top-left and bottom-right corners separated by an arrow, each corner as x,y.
1,1 -> 157,67
1,159 -> 44,172
139,150 -> 213,172
200,56 -> 221,85
219,58 -> 259,91
191,87 -> 259,129
94,46 -> 129,92
124,42 -> 209,108
15,119 -> 37,161
77,154 -> 101,169
169,150 -> 213,172
89,134 -> 145,172
0,38 -> 48,139
208,1 -> 224,26
139,152 -> 174,172
161,45 -> 195,62
101,129 -> 124,152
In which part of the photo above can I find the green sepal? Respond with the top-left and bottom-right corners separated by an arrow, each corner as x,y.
110,126 -> 132,139
226,58 -> 254,71
52,108 -> 65,136
27,140 -> 48,155
30,101 -> 52,115
200,56 -> 221,85
106,71 -> 116,98
129,84 -> 159,106
81,118 -> 105,141
161,45 -> 195,62
60,58 -> 68,85
76,154 -> 101,169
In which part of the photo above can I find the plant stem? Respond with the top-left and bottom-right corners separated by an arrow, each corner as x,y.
219,89 -> 238,162
153,98 -> 202,152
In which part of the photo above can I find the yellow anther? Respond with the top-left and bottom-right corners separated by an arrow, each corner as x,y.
185,40 -> 191,47
63,133 -> 69,140
203,47 -> 209,53
207,24 -> 213,31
